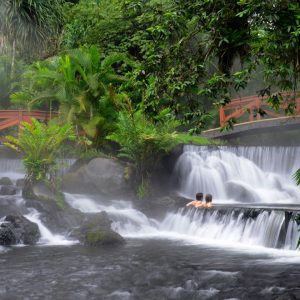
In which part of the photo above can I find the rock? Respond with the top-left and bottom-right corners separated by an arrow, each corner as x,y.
31,181 -> 57,202
0,177 -> 13,186
0,197 -> 28,218
134,195 -> 188,219
62,157 -> 133,198
71,212 -> 125,247
16,178 -> 25,188
25,197 -> 84,234
0,215 -> 40,245
0,185 -> 17,195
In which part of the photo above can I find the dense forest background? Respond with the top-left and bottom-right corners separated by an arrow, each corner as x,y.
0,0 -> 300,191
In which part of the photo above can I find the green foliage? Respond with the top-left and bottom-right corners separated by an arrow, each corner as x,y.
4,119 -> 75,183
60,0 -> 220,132
11,46 -> 136,144
294,169 -> 300,249
175,133 -> 224,146
136,178 -> 150,200
107,107 -> 179,182
294,169 -> 300,186
0,0 -> 64,58
220,117 -> 237,132
0,55 -> 25,108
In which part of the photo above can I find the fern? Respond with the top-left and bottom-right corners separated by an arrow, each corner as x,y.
107,108 -> 179,183
4,118 -> 75,183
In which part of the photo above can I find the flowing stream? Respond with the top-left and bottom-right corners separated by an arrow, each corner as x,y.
0,146 -> 300,299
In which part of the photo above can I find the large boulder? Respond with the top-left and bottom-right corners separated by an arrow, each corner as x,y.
25,197 -> 84,234
62,157 -> 133,198
0,177 -> 13,186
0,185 -> 17,195
71,212 -> 125,247
0,215 -> 40,245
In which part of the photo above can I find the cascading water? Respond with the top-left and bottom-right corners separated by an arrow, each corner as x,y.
0,158 -> 24,180
65,145 -> 300,251
0,158 -> 75,180
0,158 -> 76,246
160,207 -> 299,250
175,145 -> 300,204
65,196 -> 300,251
25,209 -> 77,246
1,147 -> 299,252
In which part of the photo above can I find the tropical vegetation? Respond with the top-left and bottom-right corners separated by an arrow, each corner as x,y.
1,0 -> 300,194
4,119 -> 75,194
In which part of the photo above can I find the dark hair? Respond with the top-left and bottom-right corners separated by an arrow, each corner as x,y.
205,194 -> 213,203
196,192 -> 203,201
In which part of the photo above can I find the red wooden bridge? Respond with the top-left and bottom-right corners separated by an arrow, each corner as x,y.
203,93 -> 300,139
0,110 -> 57,131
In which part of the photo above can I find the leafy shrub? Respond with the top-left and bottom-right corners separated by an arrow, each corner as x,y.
107,107 -> 179,184
4,119 -> 75,185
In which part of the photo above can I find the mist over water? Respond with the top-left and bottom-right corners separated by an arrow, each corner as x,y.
1,146 -> 300,299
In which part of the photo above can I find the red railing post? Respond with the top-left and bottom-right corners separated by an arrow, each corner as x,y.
256,97 -> 262,120
219,107 -> 225,127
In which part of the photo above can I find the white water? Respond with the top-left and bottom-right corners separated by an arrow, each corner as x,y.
1,147 -> 299,253
25,209 -> 77,246
175,146 -> 300,204
0,159 -> 24,180
64,193 -> 300,251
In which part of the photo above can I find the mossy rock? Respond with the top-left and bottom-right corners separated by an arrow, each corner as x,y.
71,212 -> 125,247
85,229 -> 125,246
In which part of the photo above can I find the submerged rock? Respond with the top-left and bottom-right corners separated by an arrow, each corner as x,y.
0,177 -> 13,186
0,215 -> 40,245
0,185 -> 17,195
71,212 -> 125,247
62,157 -> 133,198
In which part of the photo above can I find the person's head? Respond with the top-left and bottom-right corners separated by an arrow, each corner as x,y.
196,192 -> 203,201
205,194 -> 213,203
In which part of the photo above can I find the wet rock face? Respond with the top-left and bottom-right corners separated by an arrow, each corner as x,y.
0,215 -> 40,245
71,212 -> 125,247
0,185 -> 17,195
0,177 -> 13,186
62,157 -> 133,198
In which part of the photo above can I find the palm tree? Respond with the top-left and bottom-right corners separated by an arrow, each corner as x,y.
0,0 -> 63,73
11,46 -> 137,144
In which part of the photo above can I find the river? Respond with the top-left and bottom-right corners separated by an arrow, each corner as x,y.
0,146 -> 300,299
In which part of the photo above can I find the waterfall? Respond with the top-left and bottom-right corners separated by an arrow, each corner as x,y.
0,159 -> 24,180
64,193 -> 160,235
174,145 -> 300,203
0,158 -> 75,181
64,193 -> 300,251
25,209 -> 77,246
160,207 -> 300,250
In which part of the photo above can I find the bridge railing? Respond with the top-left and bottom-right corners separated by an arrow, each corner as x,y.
0,110 -> 58,131
220,93 -> 300,127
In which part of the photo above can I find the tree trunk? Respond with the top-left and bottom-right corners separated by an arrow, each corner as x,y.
10,39 -> 16,80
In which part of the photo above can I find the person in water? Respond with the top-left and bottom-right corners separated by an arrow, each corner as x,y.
186,192 -> 204,207
186,193 -> 213,208
204,193 -> 213,208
